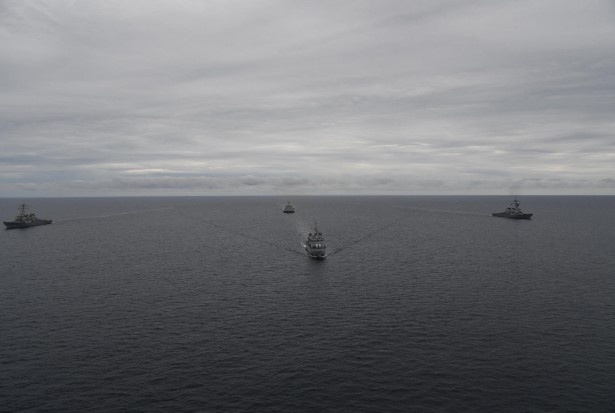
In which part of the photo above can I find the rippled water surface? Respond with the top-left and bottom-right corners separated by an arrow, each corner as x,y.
1,196 -> 614,412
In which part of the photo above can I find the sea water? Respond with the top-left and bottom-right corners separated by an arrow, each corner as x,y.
1,196 -> 614,412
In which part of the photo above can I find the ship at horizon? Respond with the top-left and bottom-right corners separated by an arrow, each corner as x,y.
492,198 -> 533,220
4,203 -> 53,229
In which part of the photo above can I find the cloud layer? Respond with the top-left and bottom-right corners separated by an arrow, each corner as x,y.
2,0 -> 614,196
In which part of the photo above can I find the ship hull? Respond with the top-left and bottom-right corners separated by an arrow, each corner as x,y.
306,251 -> 326,260
283,210 -> 294,213
304,246 -> 326,259
4,220 -> 52,229
492,213 -> 533,220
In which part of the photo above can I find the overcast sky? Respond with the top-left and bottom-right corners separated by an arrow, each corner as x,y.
1,0 -> 614,196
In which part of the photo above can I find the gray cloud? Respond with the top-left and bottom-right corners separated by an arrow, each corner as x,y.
1,0 -> 614,196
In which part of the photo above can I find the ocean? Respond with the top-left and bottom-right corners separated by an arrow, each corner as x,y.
1,196 -> 614,412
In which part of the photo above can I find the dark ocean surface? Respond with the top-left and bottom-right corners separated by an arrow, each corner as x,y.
1,196 -> 614,412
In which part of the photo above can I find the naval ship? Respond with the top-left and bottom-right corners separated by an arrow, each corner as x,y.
283,201 -> 295,213
4,203 -> 53,229
304,223 -> 326,259
492,198 -> 533,220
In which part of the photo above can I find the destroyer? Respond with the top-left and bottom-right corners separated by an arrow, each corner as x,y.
492,198 -> 533,220
4,203 -> 52,229
283,201 -> 295,213
304,222 -> 326,259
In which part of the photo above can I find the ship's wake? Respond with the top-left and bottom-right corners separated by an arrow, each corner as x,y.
393,205 -> 490,217
326,213 -> 425,257
203,219 -> 305,256
55,207 -> 173,224
198,208 -> 431,259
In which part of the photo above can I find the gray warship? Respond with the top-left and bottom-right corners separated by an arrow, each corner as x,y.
4,203 -> 53,229
492,198 -> 533,220
283,201 -> 295,213
304,222 -> 326,259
